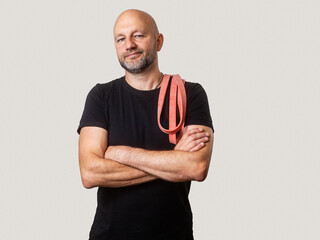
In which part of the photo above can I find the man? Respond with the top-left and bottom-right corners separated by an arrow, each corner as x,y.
77,9 -> 214,240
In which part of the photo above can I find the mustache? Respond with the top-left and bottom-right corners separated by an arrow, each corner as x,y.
124,50 -> 143,58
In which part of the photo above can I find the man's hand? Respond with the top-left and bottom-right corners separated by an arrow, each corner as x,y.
105,145 -> 122,160
105,127 -> 211,160
174,127 -> 210,152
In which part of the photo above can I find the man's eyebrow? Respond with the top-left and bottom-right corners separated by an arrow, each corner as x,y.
114,29 -> 146,38
114,34 -> 124,39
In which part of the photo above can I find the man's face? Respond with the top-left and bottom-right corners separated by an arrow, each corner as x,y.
113,15 -> 159,74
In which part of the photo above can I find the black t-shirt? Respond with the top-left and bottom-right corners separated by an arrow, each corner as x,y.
78,76 -> 213,240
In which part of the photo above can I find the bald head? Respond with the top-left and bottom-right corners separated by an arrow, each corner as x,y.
113,9 -> 159,38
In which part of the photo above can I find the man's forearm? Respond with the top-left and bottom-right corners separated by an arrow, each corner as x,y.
105,143 -> 212,182
80,154 -> 157,188
79,125 -> 212,187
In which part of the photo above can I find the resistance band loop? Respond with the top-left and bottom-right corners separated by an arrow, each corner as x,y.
157,74 -> 186,144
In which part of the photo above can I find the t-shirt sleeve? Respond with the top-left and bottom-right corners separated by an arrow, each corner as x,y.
77,84 -> 109,134
185,83 -> 214,132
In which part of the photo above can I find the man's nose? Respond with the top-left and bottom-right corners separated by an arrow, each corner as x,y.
125,37 -> 137,50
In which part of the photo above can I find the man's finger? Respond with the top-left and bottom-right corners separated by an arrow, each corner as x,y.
187,132 -> 209,142
190,142 -> 205,152
187,137 -> 209,149
184,128 -> 204,137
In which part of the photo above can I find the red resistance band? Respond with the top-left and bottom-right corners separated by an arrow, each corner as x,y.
157,74 -> 187,145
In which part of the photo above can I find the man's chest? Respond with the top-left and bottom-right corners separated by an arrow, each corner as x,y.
106,91 -> 173,150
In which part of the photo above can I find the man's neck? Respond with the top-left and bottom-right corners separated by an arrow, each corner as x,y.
125,67 -> 162,91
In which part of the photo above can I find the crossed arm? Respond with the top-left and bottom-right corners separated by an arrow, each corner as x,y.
78,125 -> 213,188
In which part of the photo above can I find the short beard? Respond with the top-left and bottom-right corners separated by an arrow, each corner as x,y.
119,47 -> 157,74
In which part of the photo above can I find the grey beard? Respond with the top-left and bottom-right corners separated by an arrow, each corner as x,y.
120,52 -> 156,74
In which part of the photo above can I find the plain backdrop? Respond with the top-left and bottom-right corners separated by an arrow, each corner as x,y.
0,0 -> 319,239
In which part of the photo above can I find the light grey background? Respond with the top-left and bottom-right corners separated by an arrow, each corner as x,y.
0,0 -> 319,239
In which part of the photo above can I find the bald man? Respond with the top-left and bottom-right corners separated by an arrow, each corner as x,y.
78,9 -> 214,240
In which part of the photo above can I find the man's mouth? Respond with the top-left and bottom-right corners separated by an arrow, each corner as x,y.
125,51 -> 142,59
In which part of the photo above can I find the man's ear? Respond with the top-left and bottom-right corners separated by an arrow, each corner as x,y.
156,33 -> 164,51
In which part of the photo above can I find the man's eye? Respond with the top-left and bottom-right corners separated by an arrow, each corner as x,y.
134,35 -> 143,38
117,38 -> 124,42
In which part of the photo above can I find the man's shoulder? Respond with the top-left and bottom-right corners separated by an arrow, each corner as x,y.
96,76 -> 125,91
184,80 -> 200,89
88,76 -> 124,97
184,80 -> 207,97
